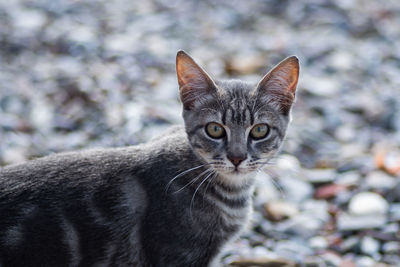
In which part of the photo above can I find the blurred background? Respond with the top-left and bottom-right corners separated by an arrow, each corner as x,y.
0,0 -> 399,266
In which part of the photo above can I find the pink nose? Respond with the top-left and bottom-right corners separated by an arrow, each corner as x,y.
227,155 -> 247,167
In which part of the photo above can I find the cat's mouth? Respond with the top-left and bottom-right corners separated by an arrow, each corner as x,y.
227,166 -> 252,175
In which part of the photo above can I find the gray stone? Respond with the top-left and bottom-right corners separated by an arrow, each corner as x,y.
389,203 -> 400,222
382,242 -> 400,254
279,176 -> 313,203
365,171 -> 397,190
360,236 -> 380,256
308,236 -> 328,250
276,214 -> 324,238
337,212 -> 387,231
274,240 -> 313,262
303,169 -> 337,184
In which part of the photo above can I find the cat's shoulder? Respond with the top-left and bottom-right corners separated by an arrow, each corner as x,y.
0,125 -> 190,176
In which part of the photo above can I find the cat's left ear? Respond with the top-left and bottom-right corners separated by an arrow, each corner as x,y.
176,50 -> 217,110
255,56 -> 299,115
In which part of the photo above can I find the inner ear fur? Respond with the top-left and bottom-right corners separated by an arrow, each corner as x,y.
255,56 -> 300,114
176,50 -> 217,110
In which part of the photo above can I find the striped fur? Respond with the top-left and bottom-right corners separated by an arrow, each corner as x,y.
0,52 -> 298,266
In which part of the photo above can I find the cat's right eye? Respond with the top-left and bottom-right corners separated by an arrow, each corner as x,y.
250,123 -> 270,140
205,122 -> 225,139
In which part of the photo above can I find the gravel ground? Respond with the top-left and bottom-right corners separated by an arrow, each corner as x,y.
1,0 -> 400,266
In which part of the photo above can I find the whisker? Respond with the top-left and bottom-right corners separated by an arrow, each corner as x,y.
165,164 -> 209,193
172,168 -> 212,194
189,170 -> 216,219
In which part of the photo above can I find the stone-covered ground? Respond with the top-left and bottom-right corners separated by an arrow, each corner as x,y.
0,0 -> 399,266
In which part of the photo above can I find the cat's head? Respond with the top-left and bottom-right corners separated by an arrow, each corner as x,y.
176,51 -> 299,186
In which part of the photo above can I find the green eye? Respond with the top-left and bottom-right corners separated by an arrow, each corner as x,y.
206,122 -> 225,139
250,124 -> 270,140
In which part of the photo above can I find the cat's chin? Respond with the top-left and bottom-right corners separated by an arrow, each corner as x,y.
215,168 -> 256,187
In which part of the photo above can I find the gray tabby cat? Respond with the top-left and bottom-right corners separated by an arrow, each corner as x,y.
0,51 -> 299,267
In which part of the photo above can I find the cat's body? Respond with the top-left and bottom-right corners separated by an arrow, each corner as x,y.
0,126 -> 251,266
0,51 -> 299,266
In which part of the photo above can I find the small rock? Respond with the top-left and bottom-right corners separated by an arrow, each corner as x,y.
254,172 -> 281,205
225,52 -> 267,75
337,212 -> 387,231
360,236 -> 380,256
308,236 -> 328,250
229,257 -> 296,267
314,183 -> 348,199
355,256 -> 376,267
276,214 -> 324,238
279,176 -> 313,202
264,201 -> 299,222
302,74 -> 341,97
303,168 -> 337,184
317,251 -> 343,267
302,199 -> 330,223
335,124 -> 356,142
275,154 -> 302,172
303,256 -> 324,267
336,171 -> 361,186
274,240 -> 313,262
382,223 -> 399,234
339,236 -> 360,253
365,171 -> 397,190
348,192 -> 389,216
388,203 -> 400,221
339,259 -> 357,267
382,241 -> 400,254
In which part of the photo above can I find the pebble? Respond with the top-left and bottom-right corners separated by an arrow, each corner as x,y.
360,236 -> 380,256
336,171 -> 361,186
308,236 -> 328,250
348,192 -> 389,216
314,183 -> 348,199
264,201 -> 299,222
275,214 -> 324,238
382,242 -> 400,254
355,256 -> 376,267
339,236 -> 360,253
274,240 -> 313,262
337,213 -> 386,231
365,171 -> 397,190
388,203 -> 400,221
303,169 -> 337,184
279,176 -> 313,203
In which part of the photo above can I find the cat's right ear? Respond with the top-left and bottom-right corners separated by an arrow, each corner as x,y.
176,50 -> 217,110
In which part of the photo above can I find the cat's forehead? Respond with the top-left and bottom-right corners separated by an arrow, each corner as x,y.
199,79 -> 281,126
215,80 -> 255,107
215,80 -> 255,96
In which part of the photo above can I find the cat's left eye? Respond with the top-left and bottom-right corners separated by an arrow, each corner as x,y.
250,124 -> 270,140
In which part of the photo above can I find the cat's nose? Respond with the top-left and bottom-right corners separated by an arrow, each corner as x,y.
227,155 -> 247,167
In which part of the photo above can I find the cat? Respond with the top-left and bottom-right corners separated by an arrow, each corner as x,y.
0,51 -> 299,267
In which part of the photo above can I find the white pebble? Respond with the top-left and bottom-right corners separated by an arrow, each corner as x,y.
348,192 -> 389,215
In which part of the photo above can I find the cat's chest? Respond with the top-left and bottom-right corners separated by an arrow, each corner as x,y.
193,185 -> 254,238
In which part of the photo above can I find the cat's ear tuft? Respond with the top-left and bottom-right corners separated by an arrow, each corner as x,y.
255,56 -> 300,115
176,51 -> 216,110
